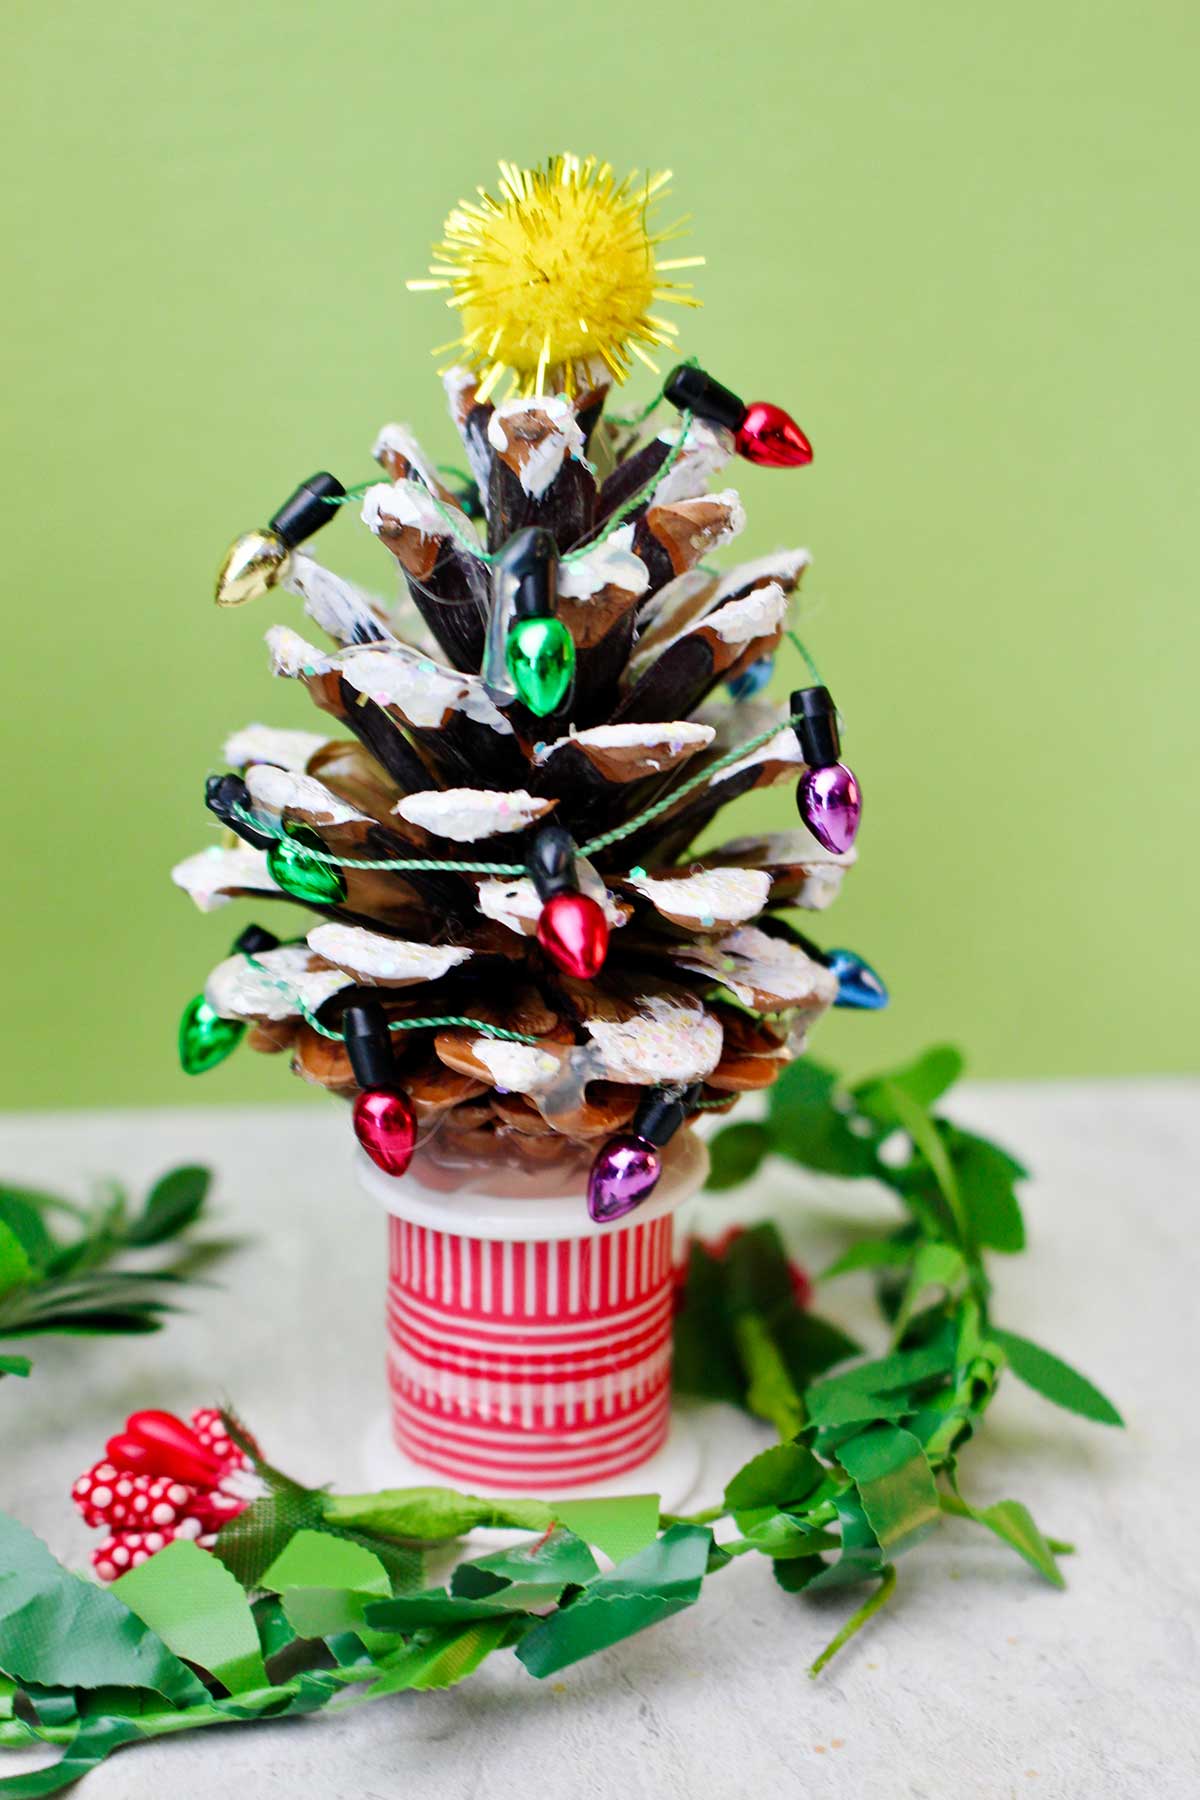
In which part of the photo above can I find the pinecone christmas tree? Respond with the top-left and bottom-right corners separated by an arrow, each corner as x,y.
174,155 -> 876,1218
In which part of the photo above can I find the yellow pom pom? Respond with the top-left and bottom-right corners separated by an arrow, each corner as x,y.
408,154 -> 703,401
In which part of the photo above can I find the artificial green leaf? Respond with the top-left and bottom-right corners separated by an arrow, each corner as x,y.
365,1587 -> 525,1629
805,1494 -> 885,1591
724,1442 -> 825,1514
261,1530 -> 392,1598
880,1086 -> 969,1244
766,1060 -> 880,1177
891,1243 -> 966,1342
705,1122 -> 770,1191
516,1525 -> 711,1678
125,1166 -> 211,1247
939,1492 -> 1065,1587
0,1194 -> 54,1271
808,1330 -> 958,1415
551,1495 -> 661,1566
0,1356 -> 31,1378
452,1527 -> 598,1606
837,1426 -> 939,1557
771,1554 -> 827,1594
0,1225 -> 31,1300
0,1511 -> 207,1705
261,1531 -> 395,1647
362,1619 -> 510,1697
0,1717 -> 144,1797
672,1241 -> 744,1405
773,1305 -> 861,1386
821,1238 -> 916,1280
111,1539 -> 266,1695
322,1487 -> 553,1542
734,1313 -> 805,1438
853,1045 -> 964,1123
990,1329 -> 1123,1426
212,1483 -> 328,1589
948,1130 -> 1026,1252
807,1386 -> 920,1432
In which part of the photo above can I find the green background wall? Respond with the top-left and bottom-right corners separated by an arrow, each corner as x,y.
3,0 -> 1195,1110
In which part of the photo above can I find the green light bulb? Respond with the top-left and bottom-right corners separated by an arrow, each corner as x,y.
178,996 -> 245,1075
505,615 -> 575,718
266,823 -> 347,906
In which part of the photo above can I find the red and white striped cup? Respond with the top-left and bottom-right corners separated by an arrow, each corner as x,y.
356,1133 -> 707,1496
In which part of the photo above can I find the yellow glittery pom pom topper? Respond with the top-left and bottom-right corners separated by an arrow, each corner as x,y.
407,154 -> 704,403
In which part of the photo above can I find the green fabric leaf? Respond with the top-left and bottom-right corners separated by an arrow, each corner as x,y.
261,1531 -> 393,1647
705,1122 -> 770,1191
362,1619 -> 510,1697
212,1482 -> 328,1589
990,1328 -> 1124,1426
322,1487 -> 553,1542
0,1717 -> 144,1797
452,1527 -> 598,1607
0,1226 -> 31,1301
125,1166 -> 211,1247
672,1241 -> 744,1405
940,1493 -> 1065,1587
771,1554 -> 827,1594
261,1530 -> 392,1598
821,1238 -> 916,1280
948,1130 -> 1026,1252
837,1426 -> 940,1557
724,1442 -> 825,1513
111,1539 -> 266,1696
891,1243 -> 965,1341
806,1494 -> 885,1591
365,1588 -> 523,1629
807,1330 -> 958,1420
515,1524 -> 712,1678
0,1356 -> 31,1378
550,1495 -> 661,1566
734,1314 -> 805,1438
772,1306 -> 861,1388
0,1511 -> 207,1705
880,1085 -> 969,1244
853,1045 -> 964,1123
0,1195 -> 54,1272
765,1060 -> 880,1177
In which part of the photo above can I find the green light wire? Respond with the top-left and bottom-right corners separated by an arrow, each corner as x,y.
240,952 -> 539,1045
233,706 -> 804,877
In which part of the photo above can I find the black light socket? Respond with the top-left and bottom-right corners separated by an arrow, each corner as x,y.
268,472 -> 346,548
342,1001 -> 396,1092
526,823 -> 579,904
632,1081 -> 703,1148
664,365 -> 747,434
205,773 -> 277,852
498,527 -> 559,621
232,924 -> 280,958
790,686 -> 841,769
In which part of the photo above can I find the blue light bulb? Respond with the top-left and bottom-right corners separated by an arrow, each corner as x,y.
826,948 -> 889,1010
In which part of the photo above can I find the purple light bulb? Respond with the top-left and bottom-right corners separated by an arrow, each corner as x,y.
798,761 -> 862,854
588,1134 -> 662,1222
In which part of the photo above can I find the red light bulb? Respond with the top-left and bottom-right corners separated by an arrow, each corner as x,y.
354,1086 -> 417,1177
735,402 -> 813,469
537,891 -> 609,980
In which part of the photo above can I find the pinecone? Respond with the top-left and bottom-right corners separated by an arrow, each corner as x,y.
173,158 -> 864,1197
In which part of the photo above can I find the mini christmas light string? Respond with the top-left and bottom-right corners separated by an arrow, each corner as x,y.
605,355 -> 700,429
230,700 -> 816,876
238,951 -> 539,1046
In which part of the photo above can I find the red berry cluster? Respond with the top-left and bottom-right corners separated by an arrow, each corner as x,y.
71,1407 -> 259,1582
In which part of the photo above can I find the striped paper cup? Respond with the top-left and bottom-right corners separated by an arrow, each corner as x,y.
356,1132 -> 708,1494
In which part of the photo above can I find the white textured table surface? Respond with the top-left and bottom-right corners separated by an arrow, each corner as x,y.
1,1080 -> 1197,1800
